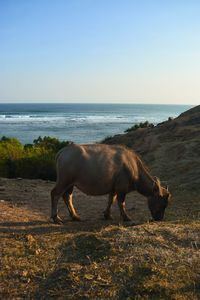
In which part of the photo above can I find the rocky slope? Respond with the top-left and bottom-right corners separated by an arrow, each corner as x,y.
104,105 -> 200,191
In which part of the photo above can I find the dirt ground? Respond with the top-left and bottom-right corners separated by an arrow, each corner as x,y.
1,177 -> 200,299
0,177 -> 150,237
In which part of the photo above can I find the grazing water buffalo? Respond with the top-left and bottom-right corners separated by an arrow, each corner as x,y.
51,143 -> 171,224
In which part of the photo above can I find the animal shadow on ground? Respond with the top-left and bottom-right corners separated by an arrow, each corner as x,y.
0,216 -> 140,238
0,186 -> 148,238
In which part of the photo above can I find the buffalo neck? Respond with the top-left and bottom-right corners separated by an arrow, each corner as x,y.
135,159 -> 155,197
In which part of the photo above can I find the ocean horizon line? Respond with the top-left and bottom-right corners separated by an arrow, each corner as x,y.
0,102 -> 194,106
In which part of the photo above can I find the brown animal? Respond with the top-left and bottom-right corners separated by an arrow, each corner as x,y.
51,143 -> 171,224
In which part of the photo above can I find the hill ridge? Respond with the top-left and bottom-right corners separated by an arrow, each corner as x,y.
104,105 -> 200,191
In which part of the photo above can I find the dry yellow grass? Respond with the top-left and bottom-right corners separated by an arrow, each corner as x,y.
0,178 -> 200,299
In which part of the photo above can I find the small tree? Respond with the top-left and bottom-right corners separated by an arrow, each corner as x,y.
33,136 -> 72,152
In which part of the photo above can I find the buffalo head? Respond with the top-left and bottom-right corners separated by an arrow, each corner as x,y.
148,179 -> 171,221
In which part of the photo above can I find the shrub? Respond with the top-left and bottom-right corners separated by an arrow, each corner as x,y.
125,121 -> 154,133
0,137 -> 24,177
0,136 -> 71,180
32,136 -> 71,152
100,136 -> 113,144
14,154 -> 56,180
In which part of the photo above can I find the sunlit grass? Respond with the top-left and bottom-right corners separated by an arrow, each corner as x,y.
1,207 -> 200,299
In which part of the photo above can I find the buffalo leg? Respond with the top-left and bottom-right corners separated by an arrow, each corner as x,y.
62,186 -> 81,221
51,184 -> 66,224
104,192 -> 117,220
117,193 -> 131,221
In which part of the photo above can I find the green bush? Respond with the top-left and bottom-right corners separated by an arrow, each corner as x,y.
100,136 -> 113,144
125,121 -> 154,133
0,137 -> 24,177
32,136 -> 71,152
0,136 -> 71,180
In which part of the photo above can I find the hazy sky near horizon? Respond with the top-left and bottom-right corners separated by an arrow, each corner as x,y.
0,0 -> 200,105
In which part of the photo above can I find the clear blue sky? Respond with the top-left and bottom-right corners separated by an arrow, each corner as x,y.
0,0 -> 200,104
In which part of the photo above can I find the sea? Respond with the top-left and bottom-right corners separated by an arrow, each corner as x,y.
0,103 -> 193,145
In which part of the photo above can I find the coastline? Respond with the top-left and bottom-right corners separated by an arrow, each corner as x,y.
0,103 -> 193,145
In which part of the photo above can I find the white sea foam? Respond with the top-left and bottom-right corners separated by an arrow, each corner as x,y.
0,103 -> 192,145
0,113 -> 160,125
0,115 -> 30,120
67,115 -> 134,123
0,114 -> 131,124
0,114 -> 61,123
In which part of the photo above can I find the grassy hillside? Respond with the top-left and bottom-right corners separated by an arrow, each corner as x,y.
103,105 -> 200,192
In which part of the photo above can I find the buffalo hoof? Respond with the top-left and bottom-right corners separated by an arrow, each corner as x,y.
123,215 -> 132,222
148,218 -> 154,223
72,215 -> 81,222
104,212 -> 113,220
52,216 -> 63,224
